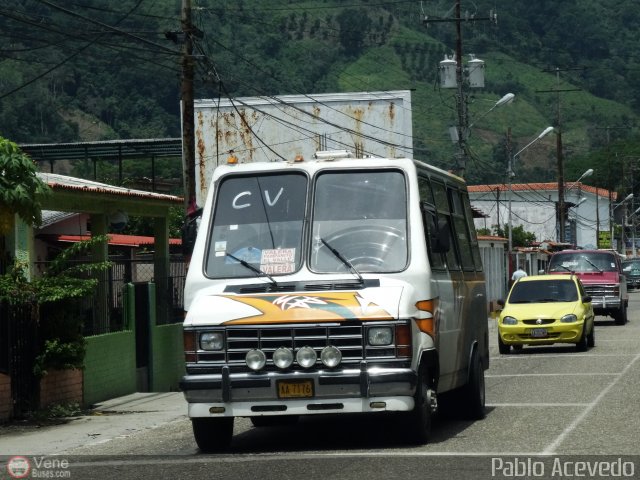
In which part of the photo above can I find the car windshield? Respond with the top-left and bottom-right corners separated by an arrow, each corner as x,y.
623,261 -> 640,272
548,252 -> 618,273
508,280 -> 579,304
205,172 -> 307,278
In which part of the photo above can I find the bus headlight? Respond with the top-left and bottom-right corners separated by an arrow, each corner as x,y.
368,327 -> 393,345
200,332 -> 224,351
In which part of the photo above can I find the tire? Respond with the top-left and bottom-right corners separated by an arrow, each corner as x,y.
614,303 -> 627,325
461,349 -> 486,420
498,335 -> 511,354
587,324 -> 595,348
576,325 -> 588,352
192,417 -> 234,453
250,415 -> 299,427
406,365 -> 435,445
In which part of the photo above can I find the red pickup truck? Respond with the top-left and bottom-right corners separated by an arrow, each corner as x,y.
547,249 -> 628,325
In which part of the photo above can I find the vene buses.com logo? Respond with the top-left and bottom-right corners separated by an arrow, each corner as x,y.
6,456 -> 31,478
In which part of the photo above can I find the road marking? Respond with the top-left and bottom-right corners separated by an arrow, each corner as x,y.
491,353 -> 637,360
487,373 -> 618,377
542,351 -> 640,454
488,403 -> 589,407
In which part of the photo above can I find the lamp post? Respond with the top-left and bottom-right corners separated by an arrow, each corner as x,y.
612,193 -> 633,254
562,168 -> 594,245
507,126 -> 554,257
629,206 -> 640,257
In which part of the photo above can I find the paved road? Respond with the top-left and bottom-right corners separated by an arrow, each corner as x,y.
3,294 -> 640,479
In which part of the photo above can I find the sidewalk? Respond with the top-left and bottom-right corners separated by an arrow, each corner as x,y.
0,392 -> 187,456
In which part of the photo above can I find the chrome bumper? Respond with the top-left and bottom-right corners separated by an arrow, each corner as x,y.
181,363 -> 416,407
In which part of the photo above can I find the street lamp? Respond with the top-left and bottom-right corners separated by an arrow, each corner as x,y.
507,126 -> 554,256
466,93 -> 515,133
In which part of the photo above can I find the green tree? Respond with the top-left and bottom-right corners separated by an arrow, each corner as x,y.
0,136 -> 50,233
336,9 -> 372,56
492,224 -> 536,247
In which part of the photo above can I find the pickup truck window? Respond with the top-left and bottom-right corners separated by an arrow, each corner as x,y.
548,252 -> 618,273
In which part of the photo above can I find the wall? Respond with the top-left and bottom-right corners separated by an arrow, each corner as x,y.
478,237 -> 507,309
0,373 -> 11,421
39,369 -> 83,408
83,331 -> 137,407
151,324 -> 185,392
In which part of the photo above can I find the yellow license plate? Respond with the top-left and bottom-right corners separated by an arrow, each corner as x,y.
277,380 -> 314,399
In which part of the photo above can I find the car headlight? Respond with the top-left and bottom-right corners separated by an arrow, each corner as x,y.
296,346 -> 317,368
561,314 -> 577,323
245,349 -> 266,371
368,326 -> 393,345
273,347 -> 294,369
502,316 -> 517,325
200,332 -> 224,350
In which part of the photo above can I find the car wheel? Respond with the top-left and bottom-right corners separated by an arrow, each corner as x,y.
250,415 -> 299,427
587,324 -> 595,348
461,349 -> 486,420
192,417 -> 234,453
498,335 -> 511,354
406,364 -> 435,444
614,303 -> 627,325
576,325 -> 588,352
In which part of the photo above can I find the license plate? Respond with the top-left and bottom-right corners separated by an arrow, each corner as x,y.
530,328 -> 548,338
277,380 -> 314,399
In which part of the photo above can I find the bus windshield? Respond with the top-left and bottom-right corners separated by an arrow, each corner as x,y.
310,169 -> 408,273
205,172 -> 307,278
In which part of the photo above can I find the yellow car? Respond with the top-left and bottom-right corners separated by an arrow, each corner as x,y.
498,274 -> 595,354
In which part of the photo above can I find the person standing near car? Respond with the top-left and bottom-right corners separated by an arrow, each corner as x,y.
510,266 -> 527,288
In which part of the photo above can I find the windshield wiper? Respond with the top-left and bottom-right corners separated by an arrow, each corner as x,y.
553,264 -> 573,272
226,252 -> 278,287
582,257 -> 603,273
320,237 -> 364,283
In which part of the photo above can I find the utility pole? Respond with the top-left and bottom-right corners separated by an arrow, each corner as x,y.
181,0 -> 196,212
536,67 -> 581,243
424,2 -> 496,177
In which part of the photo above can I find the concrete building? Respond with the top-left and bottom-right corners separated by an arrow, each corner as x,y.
468,182 -> 617,249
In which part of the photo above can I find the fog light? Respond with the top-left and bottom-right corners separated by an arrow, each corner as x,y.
320,346 -> 342,368
246,349 -> 266,371
296,346 -> 317,368
273,347 -> 294,369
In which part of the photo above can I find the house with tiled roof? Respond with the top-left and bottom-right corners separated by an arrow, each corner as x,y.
1,172 -> 185,420
468,182 -> 617,249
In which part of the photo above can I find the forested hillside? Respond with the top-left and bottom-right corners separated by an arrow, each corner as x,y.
1,0 -> 640,191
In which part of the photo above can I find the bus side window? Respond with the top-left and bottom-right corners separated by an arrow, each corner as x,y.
461,191 -> 483,271
432,180 -> 460,271
422,206 -> 447,269
449,187 -> 475,271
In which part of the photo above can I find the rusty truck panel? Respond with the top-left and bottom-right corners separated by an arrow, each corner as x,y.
193,90 -> 413,205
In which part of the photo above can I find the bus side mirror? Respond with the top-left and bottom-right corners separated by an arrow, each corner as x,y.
181,208 -> 202,256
